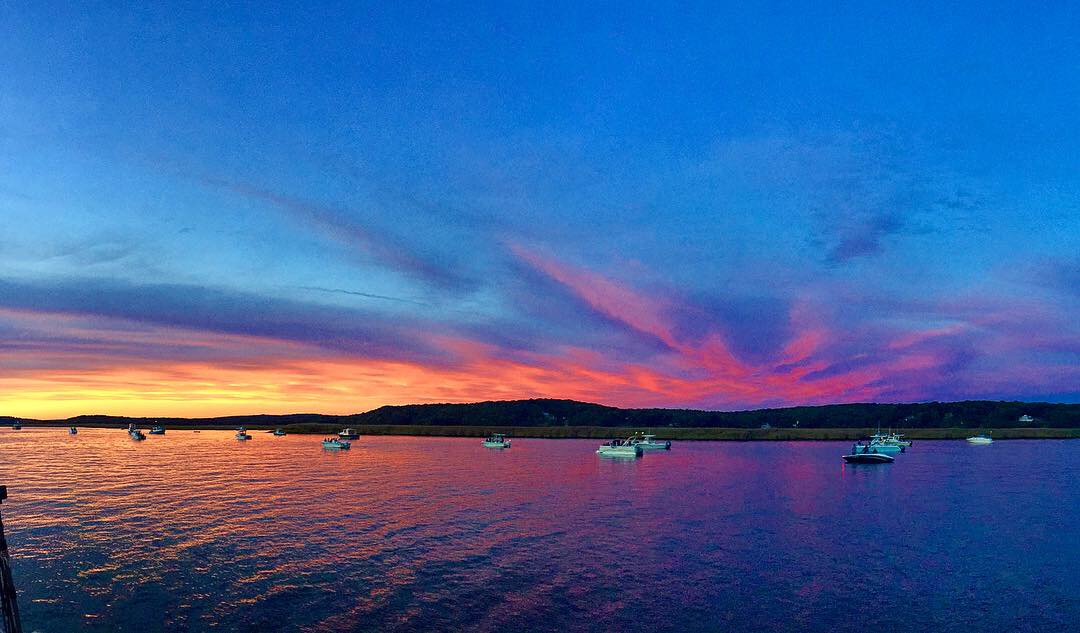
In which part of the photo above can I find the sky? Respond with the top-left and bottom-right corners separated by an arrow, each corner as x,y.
1,2 -> 1078,417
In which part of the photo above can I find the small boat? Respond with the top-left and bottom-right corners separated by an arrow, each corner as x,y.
148,425 -> 166,435
272,428 -> 287,437
482,433 -> 511,448
12,423 -> 21,430
322,438 -> 351,450
338,428 -> 360,440
875,431 -> 911,447
127,423 -> 146,441
966,433 -> 993,445
629,433 -> 671,451
69,426 -> 78,435
235,428 -> 252,441
596,437 -> 643,458
865,432 -> 904,454
842,442 -> 894,463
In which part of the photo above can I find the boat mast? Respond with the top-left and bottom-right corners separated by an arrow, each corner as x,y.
0,486 -> 23,633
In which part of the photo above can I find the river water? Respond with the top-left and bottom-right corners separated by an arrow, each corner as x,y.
0,429 -> 1076,632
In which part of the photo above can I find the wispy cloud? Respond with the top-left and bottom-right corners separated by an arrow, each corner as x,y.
705,130 -> 984,266
199,176 -> 471,290
0,276 -> 450,364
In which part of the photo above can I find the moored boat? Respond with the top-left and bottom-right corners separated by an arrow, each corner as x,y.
235,427 -> 252,441
322,438 -> 351,450
127,423 -> 146,441
273,428 -> 287,436
629,433 -> 671,451
482,433 -> 511,448
597,437 -> 643,458
148,424 -> 166,435
966,433 -> 993,444
867,436 -> 903,454
338,428 -> 360,440
69,426 -> 78,435
842,442 -> 894,463
877,431 -> 911,447
12,423 -> 21,430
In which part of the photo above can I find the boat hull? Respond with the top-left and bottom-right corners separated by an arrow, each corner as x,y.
597,446 -> 642,457
966,437 -> 993,444
842,453 -> 894,464
634,441 -> 671,451
322,441 -> 350,450
482,441 -> 510,448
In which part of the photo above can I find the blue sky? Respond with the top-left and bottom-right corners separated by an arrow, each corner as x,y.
1,2 -> 1078,416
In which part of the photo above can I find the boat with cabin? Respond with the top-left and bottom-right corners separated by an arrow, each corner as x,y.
148,424 -> 166,435
69,426 -> 78,435
338,428 -> 360,440
842,442 -> 895,464
235,428 -> 252,441
482,433 -> 511,448
629,433 -> 671,451
596,437 -> 643,458
867,427 -> 905,454
127,423 -> 146,441
867,438 -> 903,454
876,431 -> 911,447
273,428 -> 287,436
966,433 -> 993,445
322,438 -> 351,450
12,423 -> 21,430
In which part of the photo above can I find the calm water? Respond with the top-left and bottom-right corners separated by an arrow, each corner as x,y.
0,429 -> 1076,632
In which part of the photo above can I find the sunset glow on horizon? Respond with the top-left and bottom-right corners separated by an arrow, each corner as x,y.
2,3 -> 1079,418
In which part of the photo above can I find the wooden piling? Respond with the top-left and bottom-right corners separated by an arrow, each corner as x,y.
0,486 -> 22,633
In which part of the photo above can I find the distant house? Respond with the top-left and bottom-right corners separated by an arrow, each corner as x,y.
1019,414 -> 1034,423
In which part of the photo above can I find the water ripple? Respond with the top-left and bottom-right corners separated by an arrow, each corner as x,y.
0,429 -> 1077,632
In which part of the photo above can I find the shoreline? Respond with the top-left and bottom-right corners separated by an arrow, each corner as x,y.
8,423 -> 1079,440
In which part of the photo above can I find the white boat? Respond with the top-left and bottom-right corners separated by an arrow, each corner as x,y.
148,425 -> 166,435
69,426 -> 78,435
482,433 -> 511,448
867,438 -> 903,455
128,423 -> 146,441
338,428 -> 360,440
842,443 -> 895,464
875,431 -> 911,447
966,433 -> 993,444
322,438 -> 351,450
235,428 -> 252,441
629,433 -> 671,451
596,437 -> 643,458
272,428 -> 287,437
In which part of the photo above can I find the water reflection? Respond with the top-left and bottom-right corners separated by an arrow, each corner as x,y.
0,429 -> 1076,632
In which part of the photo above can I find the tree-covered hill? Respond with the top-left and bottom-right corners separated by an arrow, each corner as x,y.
10,399 -> 1077,429
349,399 -> 1079,429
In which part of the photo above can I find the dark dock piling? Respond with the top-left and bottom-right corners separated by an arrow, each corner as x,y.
0,486 -> 22,633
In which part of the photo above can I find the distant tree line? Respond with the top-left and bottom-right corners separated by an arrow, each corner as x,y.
347,399 -> 1078,429
8,398 -> 1078,428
